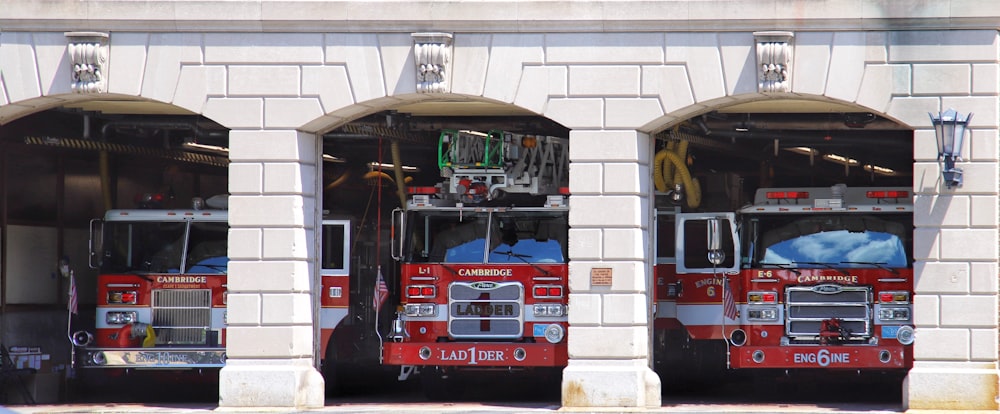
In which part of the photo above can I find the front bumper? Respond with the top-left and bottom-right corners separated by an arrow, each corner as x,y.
383,341 -> 567,367
76,347 -> 226,369
730,344 -> 910,369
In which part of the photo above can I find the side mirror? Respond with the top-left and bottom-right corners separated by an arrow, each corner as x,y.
707,218 -> 725,266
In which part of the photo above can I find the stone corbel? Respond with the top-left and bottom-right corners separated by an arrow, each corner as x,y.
65,32 -> 109,93
754,31 -> 793,93
412,32 -> 453,93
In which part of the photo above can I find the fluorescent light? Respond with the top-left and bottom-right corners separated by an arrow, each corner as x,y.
323,154 -> 345,163
822,153 -> 859,166
183,142 -> 229,153
369,162 -> 420,172
864,164 -> 896,176
784,147 -> 818,156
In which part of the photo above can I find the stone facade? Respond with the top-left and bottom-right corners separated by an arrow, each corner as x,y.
1,0 -> 998,410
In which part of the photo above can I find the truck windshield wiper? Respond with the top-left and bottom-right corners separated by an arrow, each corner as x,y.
793,261 -> 850,276
493,249 -> 551,276
757,262 -> 801,276
840,261 -> 899,275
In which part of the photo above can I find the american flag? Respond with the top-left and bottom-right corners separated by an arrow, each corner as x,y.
68,271 -> 78,315
722,279 -> 737,320
373,267 -> 389,311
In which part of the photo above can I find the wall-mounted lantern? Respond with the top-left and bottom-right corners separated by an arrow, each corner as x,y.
928,108 -> 972,189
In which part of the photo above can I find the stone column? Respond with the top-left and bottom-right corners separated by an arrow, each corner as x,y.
562,129 -> 661,408
907,101 -> 999,410
219,129 -> 324,408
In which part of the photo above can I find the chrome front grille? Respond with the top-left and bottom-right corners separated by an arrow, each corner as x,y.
785,285 -> 871,340
152,289 -> 212,345
448,281 -> 523,339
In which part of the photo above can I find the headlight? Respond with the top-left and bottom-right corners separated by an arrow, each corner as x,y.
403,303 -> 436,317
879,307 -> 910,321
543,324 -> 565,344
746,307 -> 778,321
106,311 -> 138,325
533,303 -> 565,317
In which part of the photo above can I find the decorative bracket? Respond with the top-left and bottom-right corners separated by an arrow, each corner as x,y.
412,32 -> 453,93
754,31 -> 793,93
65,32 -> 109,93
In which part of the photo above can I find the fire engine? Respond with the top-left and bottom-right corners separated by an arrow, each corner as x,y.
654,174 -> 914,385
382,129 -> 570,398
69,194 -> 372,388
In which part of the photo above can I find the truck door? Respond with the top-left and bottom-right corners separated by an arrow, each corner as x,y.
675,213 -> 739,274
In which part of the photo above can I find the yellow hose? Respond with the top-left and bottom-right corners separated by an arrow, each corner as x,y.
653,140 -> 701,209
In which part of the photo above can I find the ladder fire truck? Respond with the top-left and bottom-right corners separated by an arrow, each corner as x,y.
382,129 -> 570,398
654,180 -> 914,385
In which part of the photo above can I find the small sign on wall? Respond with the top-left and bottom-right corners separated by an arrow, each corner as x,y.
590,267 -> 612,286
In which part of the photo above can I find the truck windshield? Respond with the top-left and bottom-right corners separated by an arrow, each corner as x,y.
409,210 -> 567,264
754,214 -> 910,268
101,220 -> 228,274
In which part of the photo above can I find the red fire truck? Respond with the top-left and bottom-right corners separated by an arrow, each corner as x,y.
70,194 -> 367,388
654,183 -> 914,385
382,129 -> 570,398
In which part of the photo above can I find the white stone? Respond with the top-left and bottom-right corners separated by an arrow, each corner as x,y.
206,33 -> 323,64
603,162 -> 647,194
569,130 -> 647,162
229,65 -> 300,96
228,228 -> 262,260
971,63 -> 999,94
602,293 -> 648,325
264,98 -> 324,129
263,162 -> 312,194
914,328 -> 969,360
605,98 -> 663,129
34,32 -> 72,96
546,33 -> 663,64
302,66 -> 356,113
912,294 -> 939,327
227,293 -> 262,325
261,228 -> 309,260
603,228 -> 646,261
545,98 -> 603,129
325,33 -> 386,104
569,66 -> 640,96
970,329 -> 998,361
229,130 -> 317,162
718,32 -> 756,96
913,194 -> 969,227
826,32 -> 867,103
911,229 -> 939,261
204,98 -> 263,129
913,64 -> 971,95
173,65 -> 227,114
641,65 -> 695,114
856,64 -> 911,113
228,195 -> 306,227
450,34 -> 490,97
106,32 -> 148,96
229,163 -> 263,194
567,228 -> 602,262
378,33 -> 416,96
226,326 -> 315,358
568,163 -> 603,195
970,262 -> 999,294
483,34 -> 545,103
940,295 -> 997,327
913,261 -> 969,294
940,228 -> 997,260
969,195 -> 999,227
142,33 -> 203,103
262,293 -> 314,325
889,30 -> 999,63
219,361 -> 324,408
791,32 -> 832,96
562,360 -> 660,408
228,260 -> 311,292
569,195 -> 646,228
0,32 -> 41,103
968,128 -> 999,162
665,32 -> 725,102
514,66 -> 568,114
905,362 -> 999,410
568,293 -> 602,325
568,326 -> 647,358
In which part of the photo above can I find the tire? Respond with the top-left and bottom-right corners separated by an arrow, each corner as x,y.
420,367 -> 455,401
322,345 -> 340,396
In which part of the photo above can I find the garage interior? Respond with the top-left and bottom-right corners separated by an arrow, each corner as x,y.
0,97 -> 913,403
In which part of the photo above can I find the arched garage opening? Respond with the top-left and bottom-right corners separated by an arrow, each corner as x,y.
648,97 -> 914,403
0,95 -> 230,401
313,97 -> 570,400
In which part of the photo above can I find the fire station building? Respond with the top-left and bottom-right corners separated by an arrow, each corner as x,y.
1,0 -> 998,410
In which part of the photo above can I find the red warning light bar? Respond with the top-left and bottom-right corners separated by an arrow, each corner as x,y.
766,191 -> 810,199
866,190 -> 909,199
